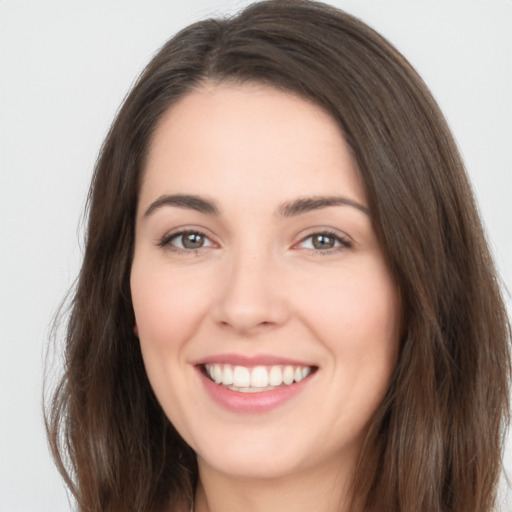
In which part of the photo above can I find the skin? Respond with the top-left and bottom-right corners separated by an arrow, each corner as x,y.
130,82 -> 402,512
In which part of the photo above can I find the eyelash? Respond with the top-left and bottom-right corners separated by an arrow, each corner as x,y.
295,230 -> 352,255
157,230 -> 215,253
157,229 -> 352,254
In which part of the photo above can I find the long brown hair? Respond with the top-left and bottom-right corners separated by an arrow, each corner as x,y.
45,1 -> 511,511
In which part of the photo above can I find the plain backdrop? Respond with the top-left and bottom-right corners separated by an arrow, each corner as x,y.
1,1 -> 511,510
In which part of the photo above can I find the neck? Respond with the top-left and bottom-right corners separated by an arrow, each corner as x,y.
193,456 -> 361,512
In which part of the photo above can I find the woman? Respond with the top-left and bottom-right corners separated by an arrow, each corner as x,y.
45,1 -> 511,511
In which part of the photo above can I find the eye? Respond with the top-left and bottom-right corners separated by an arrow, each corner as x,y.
297,231 -> 351,252
159,230 -> 214,251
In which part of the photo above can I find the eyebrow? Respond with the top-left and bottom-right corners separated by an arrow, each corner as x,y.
278,196 -> 370,217
143,193 -> 369,218
144,194 -> 221,217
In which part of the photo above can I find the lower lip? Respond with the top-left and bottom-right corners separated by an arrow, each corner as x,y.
197,368 -> 314,414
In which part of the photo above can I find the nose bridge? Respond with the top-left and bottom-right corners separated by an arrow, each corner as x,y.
212,239 -> 289,333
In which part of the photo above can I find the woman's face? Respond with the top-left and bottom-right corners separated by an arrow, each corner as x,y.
131,83 -> 401,481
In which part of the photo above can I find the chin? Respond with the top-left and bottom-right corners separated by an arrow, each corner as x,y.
199,451 -> 304,481
192,423 -> 354,483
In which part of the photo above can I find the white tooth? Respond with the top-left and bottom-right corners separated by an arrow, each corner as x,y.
233,366 -> 251,387
294,367 -> 303,382
251,366 -> 269,388
268,365 -> 283,386
302,366 -> 311,378
283,365 -> 294,385
222,365 -> 233,386
242,387 -> 260,393
228,385 -> 276,393
206,365 -> 215,380
213,364 -> 223,384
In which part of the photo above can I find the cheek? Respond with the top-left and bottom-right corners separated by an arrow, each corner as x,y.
304,262 -> 400,347
131,263 -> 210,351
303,262 -> 400,431
300,259 -> 401,397
130,262 -> 210,432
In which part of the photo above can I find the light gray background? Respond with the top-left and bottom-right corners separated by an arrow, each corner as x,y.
1,1 -> 511,511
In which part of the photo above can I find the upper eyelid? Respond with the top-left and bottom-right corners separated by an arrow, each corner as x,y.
157,227 -> 217,248
160,225 -> 215,239
295,227 -> 353,244
296,233 -> 351,248
302,232 -> 347,242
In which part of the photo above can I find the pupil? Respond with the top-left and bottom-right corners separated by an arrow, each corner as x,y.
183,233 -> 204,249
313,234 -> 334,249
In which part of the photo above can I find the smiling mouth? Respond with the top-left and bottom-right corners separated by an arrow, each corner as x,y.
201,363 -> 317,393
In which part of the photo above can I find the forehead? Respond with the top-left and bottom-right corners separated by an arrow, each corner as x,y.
141,82 -> 366,209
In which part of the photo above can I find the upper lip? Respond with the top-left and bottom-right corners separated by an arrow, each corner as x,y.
192,353 -> 317,368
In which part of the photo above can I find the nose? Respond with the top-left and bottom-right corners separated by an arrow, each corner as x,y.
211,250 -> 290,335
